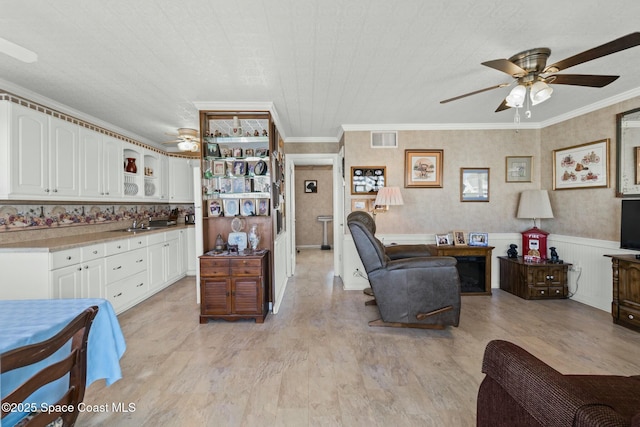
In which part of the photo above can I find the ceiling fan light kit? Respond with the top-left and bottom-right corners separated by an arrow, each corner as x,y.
440,32 -> 640,122
163,127 -> 201,152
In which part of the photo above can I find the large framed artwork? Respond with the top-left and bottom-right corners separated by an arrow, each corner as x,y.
351,167 -> 386,195
553,139 -> 610,190
404,149 -> 443,188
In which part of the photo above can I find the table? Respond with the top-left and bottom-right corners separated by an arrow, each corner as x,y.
426,244 -> 494,295
0,298 -> 126,426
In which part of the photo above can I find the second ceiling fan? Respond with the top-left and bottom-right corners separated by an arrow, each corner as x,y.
440,32 -> 640,113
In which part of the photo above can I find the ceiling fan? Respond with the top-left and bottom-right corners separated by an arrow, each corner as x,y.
440,32 -> 640,116
162,128 -> 200,152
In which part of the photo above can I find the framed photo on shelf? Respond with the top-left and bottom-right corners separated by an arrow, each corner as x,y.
213,160 -> 226,176
241,198 -> 256,216
255,148 -> 269,157
435,234 -> 451,246
207,199 -> 222,217
223,199 -> 239,217
460,168 -> 490,202
404,149 -> 443,188
553,139 -> 610,190
206,143 -> 220,158
256,198 -> 270,216
219,177 -> 232,193
505,156 -> 532,182
253,176 -> 270,193
452,230 -> 466,245
233,147 -> 243,158
468,232 -> 489,246
221,147 -> 232,158
245,148 -> 255,157
351,166 -> 386,195
232,160 -> 246,176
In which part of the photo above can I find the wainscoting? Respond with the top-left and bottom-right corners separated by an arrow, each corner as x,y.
343,233 -> 637,313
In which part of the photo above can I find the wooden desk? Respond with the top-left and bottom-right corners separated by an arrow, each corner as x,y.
426,244 -> 493,295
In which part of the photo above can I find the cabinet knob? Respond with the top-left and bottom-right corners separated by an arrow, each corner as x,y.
93,250 -> 98,254
45,188 -> 50,193
630,314 -> 635,320
114,292 -> 123,298
136,259 -> 143,263
113,265 -> 122,270
67,256 -> 72,260
137,283 -> 144,287
52,189 -> 58,193
540,290 -> 545,294
78,267 -> 82,271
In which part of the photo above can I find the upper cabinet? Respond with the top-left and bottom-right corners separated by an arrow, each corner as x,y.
0,99 -> 194,203
2,103 -> 79,198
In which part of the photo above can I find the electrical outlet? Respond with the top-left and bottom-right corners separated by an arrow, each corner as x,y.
570,264 -> 581,272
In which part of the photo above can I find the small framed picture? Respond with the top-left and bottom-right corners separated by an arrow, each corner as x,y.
253,176 -> 270,193
221,147 -> 232,158
232,160 -> 246,176
255,148 -> 269,157
452,230 -> 466,246
213,160 -> 226,176
461,168 -> 490,202
207,200 -> 222,217
244,178 -> 253,192
505,156 -> 532,182
223,199 -> 239,217
219,178 -> 232,193
468,232 -> 489,246
256,198 -> 270,216
304,180 -> 318,193
245,148 -> 255,157
241,198 -> 256,216
435,234 -> 451,246
206,143 -> 220,158
233,147 -> 243,157
232,178 -> 246,193
351,199 -> 369,212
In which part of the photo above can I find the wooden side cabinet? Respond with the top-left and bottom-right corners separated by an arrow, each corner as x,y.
607,255 -> 640,332
498,256 -> 570,300
199,251 -> 269,324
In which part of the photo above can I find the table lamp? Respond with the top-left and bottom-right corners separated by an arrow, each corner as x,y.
372,186 -> 403,222
517,189 -> 554,260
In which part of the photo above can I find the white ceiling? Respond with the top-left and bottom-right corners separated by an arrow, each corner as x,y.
2,0 -> 640,148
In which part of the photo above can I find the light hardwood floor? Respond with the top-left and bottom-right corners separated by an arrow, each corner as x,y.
78,249 -> 640,426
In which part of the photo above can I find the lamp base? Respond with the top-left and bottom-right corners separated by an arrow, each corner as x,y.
521,226 -> 549,260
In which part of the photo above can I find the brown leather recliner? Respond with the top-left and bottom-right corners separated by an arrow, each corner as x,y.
478,340 -> 640,426
347,211 -> 461,329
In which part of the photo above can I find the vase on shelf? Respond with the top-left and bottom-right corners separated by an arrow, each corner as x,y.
248,224 -> 260,251
125,157 -> 137,173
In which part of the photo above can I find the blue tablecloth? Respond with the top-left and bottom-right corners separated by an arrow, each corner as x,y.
0,298 -> 126,426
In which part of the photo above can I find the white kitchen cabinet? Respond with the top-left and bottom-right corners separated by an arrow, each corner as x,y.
147,231 -> 180,292
79,128 -> 123,199
2,102 -> 79,198
51,264 -> 83,299
159,155 -> 170,200
169,157 -> 194,202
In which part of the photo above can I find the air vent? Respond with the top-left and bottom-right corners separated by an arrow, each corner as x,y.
371,131 -> 397,148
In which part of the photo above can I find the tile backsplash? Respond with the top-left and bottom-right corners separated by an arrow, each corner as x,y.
0,203 -> 194,243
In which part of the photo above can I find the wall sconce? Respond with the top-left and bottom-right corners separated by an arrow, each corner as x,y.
372,186 -> 404,221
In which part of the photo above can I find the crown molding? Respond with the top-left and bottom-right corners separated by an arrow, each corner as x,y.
341,122 -> 540,132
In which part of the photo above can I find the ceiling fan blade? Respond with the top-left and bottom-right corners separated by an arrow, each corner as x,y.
482,59 -> 527,77
544,32 -> 640,73
549,74 -> 619,87
495,99 -> 510,112
440,83 -> 511,104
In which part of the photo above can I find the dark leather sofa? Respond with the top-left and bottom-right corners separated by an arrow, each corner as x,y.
347,211 -> 461,329
478,340 -> 640,426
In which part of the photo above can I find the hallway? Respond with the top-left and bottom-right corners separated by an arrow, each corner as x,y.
78,249 -> 640,426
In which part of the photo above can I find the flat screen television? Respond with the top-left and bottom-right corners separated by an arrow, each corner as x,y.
620,199 -> 640,250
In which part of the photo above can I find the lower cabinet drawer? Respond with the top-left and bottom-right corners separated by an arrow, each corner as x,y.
201,259 -> 230,276
51,248 -> 81,269
529,287 -> 549,298
105,248 -> 146,282
230,258 -> 262,276
618,305 -> 640,329
105,271 -> 148,312
549,286 -> 566,297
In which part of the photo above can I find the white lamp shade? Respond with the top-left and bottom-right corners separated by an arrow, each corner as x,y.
517,190 -> 554,220
374,186 -> 404,207
530,81 -> 553,105
505,85 -> 526,108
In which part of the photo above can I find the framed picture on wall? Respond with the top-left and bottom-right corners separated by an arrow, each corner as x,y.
553,139 -> 610,190
304,180 -> 318,193
505,156 -> 532,182
351,199 -> 370,212
351,166 -> 386,194
460,168 -> 490,202
404,149 -> 443,188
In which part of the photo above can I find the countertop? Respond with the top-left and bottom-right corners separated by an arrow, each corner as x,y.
0,224 -> 194,253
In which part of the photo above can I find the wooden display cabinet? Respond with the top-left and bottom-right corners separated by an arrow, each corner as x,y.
498,256 -> 571,300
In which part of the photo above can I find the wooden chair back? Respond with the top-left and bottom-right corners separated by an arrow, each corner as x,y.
1,306 -> 99,427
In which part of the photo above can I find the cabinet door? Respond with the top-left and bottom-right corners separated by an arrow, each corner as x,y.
51,264 -> 82,298
170,157 -> 193,202
103,136 -> 122,197
232,277 -> 262,315
147,242 -> 165,290
201,278 -> 231,314
530,268 -> 550,287
79,128 -> 104,197
10,103 -> 49,195
160,155 -> 170,200
545,266 -> 566,287
82,258 -> 104,298
49,116 -> 79,196
619,261 -> 640,305
165,238 -> 181,282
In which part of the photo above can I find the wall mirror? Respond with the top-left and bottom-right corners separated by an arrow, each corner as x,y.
616,107 -> 640,197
